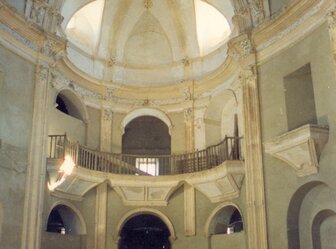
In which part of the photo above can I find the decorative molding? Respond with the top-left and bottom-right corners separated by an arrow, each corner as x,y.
144,0 -> 153,10
255,0 -> 325,52
264,124 -> 329,177
46,160 -> 245,205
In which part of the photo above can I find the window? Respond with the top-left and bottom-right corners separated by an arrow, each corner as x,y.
136,158 -> 159,176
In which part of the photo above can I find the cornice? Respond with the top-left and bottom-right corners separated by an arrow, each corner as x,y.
253,0 -> 335,64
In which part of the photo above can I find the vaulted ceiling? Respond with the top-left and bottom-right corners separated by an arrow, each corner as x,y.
62,0 -> 234,67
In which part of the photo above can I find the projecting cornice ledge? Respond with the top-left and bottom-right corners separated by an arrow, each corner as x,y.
264,124 -> 329,177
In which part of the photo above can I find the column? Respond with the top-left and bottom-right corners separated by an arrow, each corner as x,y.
95,183 -> 108,249
100,109 -> 113,152
184,184 -> 195,236
21,65 -> 50,249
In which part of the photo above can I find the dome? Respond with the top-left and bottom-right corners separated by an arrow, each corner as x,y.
60,0 -> 235,87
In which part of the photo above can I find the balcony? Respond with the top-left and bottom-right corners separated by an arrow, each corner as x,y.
46,135 -> 245,205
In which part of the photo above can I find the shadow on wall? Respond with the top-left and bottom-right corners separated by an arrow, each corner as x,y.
0,202 -> 3,243
287,181 -> 336,249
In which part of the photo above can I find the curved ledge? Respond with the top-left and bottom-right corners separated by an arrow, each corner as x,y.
47,160 -> 245,206
264,124 -> 329,177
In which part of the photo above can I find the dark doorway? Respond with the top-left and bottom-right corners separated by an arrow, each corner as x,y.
119,214 -> 171,249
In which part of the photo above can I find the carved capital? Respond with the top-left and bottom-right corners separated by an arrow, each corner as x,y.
327,8 -> 336,30
228,34 -> 253,60
184,108 -> 193,122
103,109 -> 113,121
248,0 -> 265,26
144,0 -> 153,10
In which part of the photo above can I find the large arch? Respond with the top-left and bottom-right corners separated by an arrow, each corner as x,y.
115,208 -> 176,243
287,181 -> 329,249
121,108 -> 173,135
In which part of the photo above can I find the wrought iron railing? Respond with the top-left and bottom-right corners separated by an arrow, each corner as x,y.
47,134 -> 243,176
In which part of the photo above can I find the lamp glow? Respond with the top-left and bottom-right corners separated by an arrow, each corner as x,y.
48,155 -> 75,191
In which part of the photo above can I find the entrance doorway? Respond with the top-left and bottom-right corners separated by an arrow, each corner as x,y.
119,214 -> 171,249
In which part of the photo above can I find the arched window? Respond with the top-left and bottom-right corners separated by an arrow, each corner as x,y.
119,214 -> 171,249
208,205 -> 243,235
46,205 -> 84,235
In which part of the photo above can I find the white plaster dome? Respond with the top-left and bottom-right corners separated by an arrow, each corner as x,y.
60,0 -> 235,87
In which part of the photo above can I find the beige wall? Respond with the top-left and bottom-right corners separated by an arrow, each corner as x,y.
0,44 -> 36,249
259,23 -> 336,249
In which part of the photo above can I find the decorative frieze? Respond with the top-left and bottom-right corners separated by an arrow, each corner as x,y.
26,0 -> 50,26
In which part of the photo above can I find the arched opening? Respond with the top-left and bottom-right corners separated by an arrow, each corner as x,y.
55,90 -> 86,122
312,210 -> 336,249
46,205 -> 84,235
208,205 -> 243,235
49,89 -> 88,144
122,116 -> 171,175
119,214 -> 171,249
287,181 -> 329,249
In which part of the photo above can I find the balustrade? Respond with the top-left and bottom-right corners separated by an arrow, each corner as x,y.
47,134 -> 243,176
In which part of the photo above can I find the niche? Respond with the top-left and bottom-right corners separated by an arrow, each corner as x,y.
47,205 -> 84,235
283,63 -> 317,131
209,205 -> 243,235
55,90 -> 86,122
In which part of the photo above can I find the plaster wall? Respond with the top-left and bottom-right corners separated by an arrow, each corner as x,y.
48,108 -> 86,145
0,44 -> 35,248
5,0 -> 26,14
258,23 -> 336,249
86,106 -> 100,150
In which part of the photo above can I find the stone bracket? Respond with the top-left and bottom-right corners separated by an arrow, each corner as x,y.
264,124 -> 329,177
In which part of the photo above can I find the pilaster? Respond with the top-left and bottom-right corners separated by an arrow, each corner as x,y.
95,183 -> 108,249
327,8 -> 336,65
229,33 -> 268,249
100,109 -> 113,152
184,108 -> 194,152
184,184 -> 196,236
21,64 -> 50,249
194,107 -> 206,150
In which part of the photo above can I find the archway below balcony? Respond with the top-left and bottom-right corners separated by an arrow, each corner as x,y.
116,209 -> 176,249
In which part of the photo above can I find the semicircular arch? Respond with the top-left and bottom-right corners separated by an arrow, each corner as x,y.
46,200 -> 87,235
115,208 -> 176,242
121,108 -> 173,135
204,202 -> 243,237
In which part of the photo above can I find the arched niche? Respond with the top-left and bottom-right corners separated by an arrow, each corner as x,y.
46,201 -> 87,235
312,209 -> 336,249
287,181 -> 328,249
115,208 -> 176,244
49,88 -> 88,144
121,108 -> 173,135
55,89 -> 88,123
205,202 -> 244,237
205,89 -> 241,146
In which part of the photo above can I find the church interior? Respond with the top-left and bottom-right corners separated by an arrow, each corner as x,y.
0,0 -> 336,248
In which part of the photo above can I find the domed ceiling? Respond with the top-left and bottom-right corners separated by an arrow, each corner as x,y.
60,0 -> 235,87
